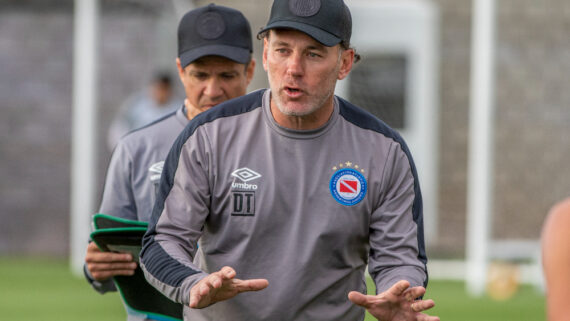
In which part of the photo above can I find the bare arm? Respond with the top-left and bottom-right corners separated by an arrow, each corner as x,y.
542,198 -> 570,321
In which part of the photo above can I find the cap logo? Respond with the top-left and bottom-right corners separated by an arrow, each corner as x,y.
196,12 -> 225,40
289,0 -> 321,17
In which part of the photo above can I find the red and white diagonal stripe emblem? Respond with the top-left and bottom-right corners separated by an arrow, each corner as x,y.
339,180 -> 358,193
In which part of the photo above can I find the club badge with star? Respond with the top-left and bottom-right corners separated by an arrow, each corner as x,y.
329,161 -> 367,206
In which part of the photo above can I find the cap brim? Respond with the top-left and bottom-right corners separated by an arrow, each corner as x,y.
259,20 -> 341,47
179,44 -> 251,68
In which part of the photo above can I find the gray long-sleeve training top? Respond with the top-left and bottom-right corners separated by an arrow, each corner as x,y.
140,89 -> 428,321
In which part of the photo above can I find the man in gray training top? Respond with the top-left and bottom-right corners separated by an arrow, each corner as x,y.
140,0 -> 439,320
83,4 -> 255,320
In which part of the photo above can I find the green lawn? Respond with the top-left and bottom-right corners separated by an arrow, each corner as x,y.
0,258 -> 545,321
0,257 -> 125,321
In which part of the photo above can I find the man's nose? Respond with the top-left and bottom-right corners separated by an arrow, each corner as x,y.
203,77 -> 224,98
286,52 -> 304,77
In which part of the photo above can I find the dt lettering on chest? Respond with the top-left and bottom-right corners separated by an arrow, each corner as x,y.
230,167 -> 260,216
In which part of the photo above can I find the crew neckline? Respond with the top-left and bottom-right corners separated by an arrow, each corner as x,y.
262,89 -> 339,139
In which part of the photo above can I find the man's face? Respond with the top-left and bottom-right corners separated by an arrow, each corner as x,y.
263,29 -> 353,123
177,55 -> 255,119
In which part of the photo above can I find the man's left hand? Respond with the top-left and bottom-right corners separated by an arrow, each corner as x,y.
348,280 -> 440,321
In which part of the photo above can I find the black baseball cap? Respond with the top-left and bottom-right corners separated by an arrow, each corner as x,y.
178,4 -> 253,68
258,0 -> 352,47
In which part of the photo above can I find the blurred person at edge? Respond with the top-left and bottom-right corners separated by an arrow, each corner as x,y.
107,71 -> 182,150
84,4 -> 255,321
139,0 -> 439,320
542,197 -> 570,321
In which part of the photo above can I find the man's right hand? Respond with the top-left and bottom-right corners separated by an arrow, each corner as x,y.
85,241 -> 137,281
189,266 -> 269,309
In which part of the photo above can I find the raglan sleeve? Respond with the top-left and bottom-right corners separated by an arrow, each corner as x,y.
139,127 -> 211,305
368,140 -> 428,293
98,139 -> 138,220
85,138 -> 137,293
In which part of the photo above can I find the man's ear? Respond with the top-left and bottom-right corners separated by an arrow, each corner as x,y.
176,58 -> 185,82
262,37 -> 269,72
246,58 -> 256,86
337,48 -> 355,80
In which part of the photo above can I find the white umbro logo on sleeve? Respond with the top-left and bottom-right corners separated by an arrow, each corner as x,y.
149,161 -> 165,183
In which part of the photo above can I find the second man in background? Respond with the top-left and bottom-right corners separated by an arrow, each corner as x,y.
84,4 -> 255,321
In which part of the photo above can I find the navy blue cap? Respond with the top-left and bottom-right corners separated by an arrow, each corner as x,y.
178,4 -> 253,68
259,0 -> 352,47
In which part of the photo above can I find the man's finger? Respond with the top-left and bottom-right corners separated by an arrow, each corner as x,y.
201,272 -> 225,295
411,302 -> 419,312
411,299 -> 436,312
94,261 -> 138,269
404,286 -> 427,301
189,288 -> 201,308
88,261 -> 137,271
235,279 -> 269,292
86,251 -> 134,263
220,266 -> 236,280
199,281 -> 211,296
91,268 -> 136,280
190,268 -> 235,308
347,291 -> 370,307
191,278 -> 213,308
418,313 -> 440,321
86,242 -> 134,262
203,267 -> 235,289
388,280 -> 411,297
87,242 -> 100,251
209,273 -> 223,289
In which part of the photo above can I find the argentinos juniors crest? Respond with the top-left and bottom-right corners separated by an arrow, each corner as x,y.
329,162 -> 367,206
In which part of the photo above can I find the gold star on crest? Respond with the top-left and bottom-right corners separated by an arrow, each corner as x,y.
331,161 -> 365,173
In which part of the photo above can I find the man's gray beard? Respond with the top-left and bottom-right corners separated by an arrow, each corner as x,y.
273,89 -> 333,117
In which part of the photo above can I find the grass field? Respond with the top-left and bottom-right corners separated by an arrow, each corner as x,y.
0,257 -> 545,321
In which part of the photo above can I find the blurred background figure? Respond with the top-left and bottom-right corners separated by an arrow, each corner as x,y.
107,71 -> 182,150
541,197 -> 570,321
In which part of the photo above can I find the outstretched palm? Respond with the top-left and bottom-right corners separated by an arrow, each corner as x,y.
348,280 -> 440,321
189,266 -> 269,309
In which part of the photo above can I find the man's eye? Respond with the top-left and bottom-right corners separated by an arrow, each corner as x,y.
221,74 -> 236,79
308,52 -> 321,58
